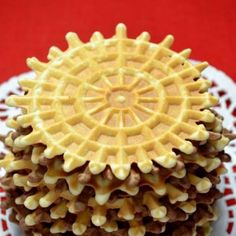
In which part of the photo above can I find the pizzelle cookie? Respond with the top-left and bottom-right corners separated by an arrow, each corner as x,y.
0,24 -> 235,236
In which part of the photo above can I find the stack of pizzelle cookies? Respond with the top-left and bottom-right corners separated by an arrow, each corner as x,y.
0,24 -> 235,236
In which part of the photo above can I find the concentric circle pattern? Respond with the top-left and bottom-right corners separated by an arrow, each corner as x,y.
6,24 -> 218,179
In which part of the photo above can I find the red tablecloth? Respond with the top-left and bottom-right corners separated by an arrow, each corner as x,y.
0,0 -> 235,83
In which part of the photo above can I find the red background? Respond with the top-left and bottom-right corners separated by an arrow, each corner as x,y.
0,0 -> 235,83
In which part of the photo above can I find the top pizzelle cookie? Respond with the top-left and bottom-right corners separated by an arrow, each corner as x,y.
6,24 -> 218,180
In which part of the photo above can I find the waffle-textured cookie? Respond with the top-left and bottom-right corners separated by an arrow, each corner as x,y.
6,24 -> 218,180
0,24 -> 235,236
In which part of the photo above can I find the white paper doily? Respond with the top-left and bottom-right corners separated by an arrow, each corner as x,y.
0,62 -> 236,236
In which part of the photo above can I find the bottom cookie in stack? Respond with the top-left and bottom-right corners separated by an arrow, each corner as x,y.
0,111 -> 234,236
1,174 -> 222,236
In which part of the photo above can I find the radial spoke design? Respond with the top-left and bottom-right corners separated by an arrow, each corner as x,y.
118,69 -> 125,86
133,104 -> 156,115
128,109 -> 142,124
87,84 -> 107,94
100,108 -> 114,125
140,46 -> 163,72
87,103 -> 109,115
127,77 -> 142,90
136,86 -> 154,95
102,76 -> 113,89
138,97 -> 159,103
118,110 -> 125,128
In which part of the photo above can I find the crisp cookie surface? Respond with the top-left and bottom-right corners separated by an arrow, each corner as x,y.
6,24 -> 218,180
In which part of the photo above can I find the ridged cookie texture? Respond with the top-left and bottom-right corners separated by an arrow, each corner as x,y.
0,24 -> 235,236
6,23 -> 218,179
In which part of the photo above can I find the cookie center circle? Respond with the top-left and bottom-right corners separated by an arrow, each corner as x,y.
108,89 -> 135,109
116,95 -> 126,103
